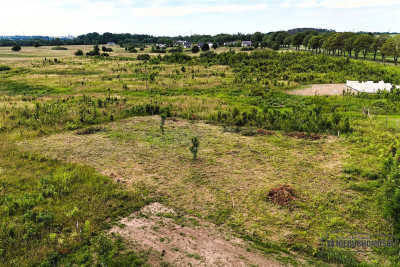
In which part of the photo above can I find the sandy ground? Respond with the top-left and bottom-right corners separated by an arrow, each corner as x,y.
287,84 -> 356,96
110,202 -> 284,267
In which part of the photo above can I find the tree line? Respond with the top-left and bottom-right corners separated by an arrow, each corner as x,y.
263,30 -> 400,65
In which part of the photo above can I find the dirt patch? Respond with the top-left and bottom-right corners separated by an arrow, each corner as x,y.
287,84 -> 355,96
110,202 -> 284,267
267,185 -> 297,206
286,132 -> 323,140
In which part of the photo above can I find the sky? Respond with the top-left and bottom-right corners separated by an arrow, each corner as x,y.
1,0 -> 399,36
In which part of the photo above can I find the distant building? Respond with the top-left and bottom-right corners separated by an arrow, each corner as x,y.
241,41 -> 253,47
106,42 -> 115,45
224,41 -> 237,46
157,44 -> 166,48
183,41 -> 192,48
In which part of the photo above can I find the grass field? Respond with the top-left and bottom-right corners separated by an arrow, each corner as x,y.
1,45 -> 400,266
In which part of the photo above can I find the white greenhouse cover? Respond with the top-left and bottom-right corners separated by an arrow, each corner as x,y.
346,80 -> 397,93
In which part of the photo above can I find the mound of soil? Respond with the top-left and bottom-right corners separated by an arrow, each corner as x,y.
287,132 -> 322,140
267,185 -> 297,206
256,129 -> 275,136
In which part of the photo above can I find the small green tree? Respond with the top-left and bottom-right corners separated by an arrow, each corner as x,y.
201,43 -> 210,51
94,44 -> 100,55
11,44 -> 21,51
192,45 -> 200,53
74,49 -> 84,56
190,137 -> 199,159
212,42 -> 218,49
160,114 -> 166,134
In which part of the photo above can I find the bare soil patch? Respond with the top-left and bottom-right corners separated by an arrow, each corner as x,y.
287,84 -> 355,96
267,185 -> 297,206
110,202 -> 284,267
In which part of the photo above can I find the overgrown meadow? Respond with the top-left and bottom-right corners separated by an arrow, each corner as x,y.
1,45 -> 400,266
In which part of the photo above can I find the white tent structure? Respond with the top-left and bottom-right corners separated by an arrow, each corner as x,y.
346,80 -> 394,93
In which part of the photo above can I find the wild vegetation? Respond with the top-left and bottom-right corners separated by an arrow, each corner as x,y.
1,44 -> 400,266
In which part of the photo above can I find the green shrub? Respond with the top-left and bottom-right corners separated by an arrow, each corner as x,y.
190,137 -> 199,159
0,65 -> 11,71
11,44 -> 21,51
74,49 -> 84,56
137,54 -> 150,60
51,46 -> 68,50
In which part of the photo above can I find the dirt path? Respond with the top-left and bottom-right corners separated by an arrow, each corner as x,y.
110,202 -> 284,267
287,84 -> 355,96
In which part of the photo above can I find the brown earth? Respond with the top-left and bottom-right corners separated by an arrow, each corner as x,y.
110,202 -> 284,267
287,84 -> 356,96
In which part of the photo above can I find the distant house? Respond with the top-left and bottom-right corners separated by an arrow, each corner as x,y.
106,42 -> 115,46
175,40 -> 185,45
241,41 -> 253,47
224,41 -> 237,46
157,44 -> 166,48
183,41 -> 192,48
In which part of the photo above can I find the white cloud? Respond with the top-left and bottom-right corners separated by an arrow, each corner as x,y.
126,3 -> 268,17
296,0 -> 400,9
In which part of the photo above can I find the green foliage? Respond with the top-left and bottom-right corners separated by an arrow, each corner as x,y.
377,146 -> 400,236
241,46 -> 255,51
74,49 -> 83,56
190,137 -> 199,159
137,54 -> 151,60
192,45 -> 200,53
0,65 -> 11,71
11,44 -> 21,51
160,114 -> 166,134
201,43 -> 210,51
51,46 -> 68,50
86,45 -> 100,56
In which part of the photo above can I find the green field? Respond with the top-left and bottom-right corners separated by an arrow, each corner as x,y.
1,45 -> 400,266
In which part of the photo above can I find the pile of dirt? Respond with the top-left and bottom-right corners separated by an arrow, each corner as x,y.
267,185 -> 297,206
256,129 -> 275,136
287,132 -> 322,140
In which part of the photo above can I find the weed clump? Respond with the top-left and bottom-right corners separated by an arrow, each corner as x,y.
190,137 -> 199,159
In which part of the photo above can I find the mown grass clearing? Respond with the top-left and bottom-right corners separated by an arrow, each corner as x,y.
18,116 -> 389,264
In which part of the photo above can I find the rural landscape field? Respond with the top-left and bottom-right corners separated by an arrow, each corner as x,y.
1,1 -> 400,266
0,35 -> 400,266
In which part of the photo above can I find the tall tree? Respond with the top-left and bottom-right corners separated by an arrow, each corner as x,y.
354,34 -> 374,60
382,36 -> 400,65
292,33 -> 305,50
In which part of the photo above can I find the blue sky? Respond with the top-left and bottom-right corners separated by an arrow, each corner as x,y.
2,0 -> 399,36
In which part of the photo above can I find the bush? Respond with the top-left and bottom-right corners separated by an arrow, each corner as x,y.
190,137 -> 199,159
51,46 -> 68,50
11,45 -> 21,51
201,43 -> 210,51
200,51 -> 216,58
192,45 -> 200,53
0,65 -> 11,71
271,42 -> 280,50
127,46 -> 137,53
137,54 -> 151,60
241,47 -> 254,51
74,49 -> 84,56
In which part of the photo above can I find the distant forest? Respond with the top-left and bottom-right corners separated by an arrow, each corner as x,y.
0,28 -> 397,47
